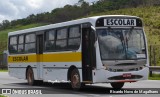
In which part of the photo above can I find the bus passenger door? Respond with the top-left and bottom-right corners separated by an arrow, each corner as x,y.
82,24 -> 96,82
36,34 -> 44,80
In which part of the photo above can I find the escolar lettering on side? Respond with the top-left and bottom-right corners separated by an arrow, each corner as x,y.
13,56 -> 28,62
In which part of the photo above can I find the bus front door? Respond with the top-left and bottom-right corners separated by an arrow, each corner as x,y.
36,34 -> 44,80
82,26 -> 96,82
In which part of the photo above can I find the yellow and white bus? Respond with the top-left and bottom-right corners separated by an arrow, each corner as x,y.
8,15 -> 149,89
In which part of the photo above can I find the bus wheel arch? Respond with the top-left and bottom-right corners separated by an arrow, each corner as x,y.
110,82 -> 124,89
67,66 -> 81,90
26,66 -> 35,86
68,66 -> 81,90
26,66 -> 32,79
67,66 -> 77,81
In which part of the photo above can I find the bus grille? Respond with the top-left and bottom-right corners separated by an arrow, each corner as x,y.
108,66 -> 144,72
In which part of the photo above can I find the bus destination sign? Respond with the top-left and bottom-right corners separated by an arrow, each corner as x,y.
104,19 -> 136,27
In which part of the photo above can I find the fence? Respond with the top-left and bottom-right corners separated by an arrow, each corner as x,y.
0,53 -> 8,69
0,41 -> 7,69
0,41 -> 7,54
149,45 -> 160,76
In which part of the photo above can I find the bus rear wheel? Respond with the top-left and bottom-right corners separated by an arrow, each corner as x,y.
111,82 -> 124,89
27,68 -> 35,86
70,69 -> 81,90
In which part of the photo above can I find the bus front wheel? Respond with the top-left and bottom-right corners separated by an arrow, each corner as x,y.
70,69 -> 81,90
110,82 -> 124,89
27,68 -> 35,86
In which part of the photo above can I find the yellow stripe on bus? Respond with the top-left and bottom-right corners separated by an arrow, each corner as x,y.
8,52 -> 82,63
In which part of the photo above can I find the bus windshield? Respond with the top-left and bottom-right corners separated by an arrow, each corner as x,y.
97,28 -> 146,60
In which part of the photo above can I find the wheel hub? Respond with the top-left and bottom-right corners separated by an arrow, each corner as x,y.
72,73 -> 79,88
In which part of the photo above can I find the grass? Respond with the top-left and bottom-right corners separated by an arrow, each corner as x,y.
0,69 -> 8,72
149,73 -> 160,80
0,95 -> 8,97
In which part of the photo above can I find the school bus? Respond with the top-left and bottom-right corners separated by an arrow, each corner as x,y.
8,15 -> 149,89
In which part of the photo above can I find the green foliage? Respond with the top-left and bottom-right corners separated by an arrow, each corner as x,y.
0,69 -> 8,72
149,73 -> 160,80
0,95 -> 8,97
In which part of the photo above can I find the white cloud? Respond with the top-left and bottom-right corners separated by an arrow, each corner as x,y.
27,0 -> 43,8
0,0 -> 98,23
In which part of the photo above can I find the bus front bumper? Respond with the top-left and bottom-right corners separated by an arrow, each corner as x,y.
92,67 -> 149,83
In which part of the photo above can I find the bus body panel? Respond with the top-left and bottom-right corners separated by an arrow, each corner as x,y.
8,51 -> 83,82
92,67 -> 149,83
8,62 -> 83,82
95,40 -> 104,70
8,63 -> 38,79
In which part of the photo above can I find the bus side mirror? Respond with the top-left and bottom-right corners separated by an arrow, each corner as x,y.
91,26 -> 97,41
91,26 -> 97,48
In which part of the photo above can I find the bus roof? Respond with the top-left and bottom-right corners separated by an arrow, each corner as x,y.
8,15 -> 140,36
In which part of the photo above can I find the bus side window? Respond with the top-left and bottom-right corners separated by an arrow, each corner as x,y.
45,29 -> 56,52
56,28 -> 67,51
68,26 -> 81,50
25,33 -> 36,53
18,35 -> 24,53
9,36 -> 18,54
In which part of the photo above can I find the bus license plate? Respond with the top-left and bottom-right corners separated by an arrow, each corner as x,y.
123,73 -> 132,78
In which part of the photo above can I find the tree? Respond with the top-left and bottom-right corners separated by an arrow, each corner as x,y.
1,20 -> 11,29
78,0 -> 85,6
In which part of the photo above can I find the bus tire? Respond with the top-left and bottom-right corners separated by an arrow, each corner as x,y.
81,83 -> 86,88
110,82 -> 124,89
70,69 -> 81,90
35,80 -> 43,86
27,68 -> 35,86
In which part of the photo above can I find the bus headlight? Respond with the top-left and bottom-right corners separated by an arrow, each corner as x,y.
139,65 -> 146,70
103,64 -> 108,70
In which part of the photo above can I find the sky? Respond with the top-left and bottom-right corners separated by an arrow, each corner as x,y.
0,0 -> 99,23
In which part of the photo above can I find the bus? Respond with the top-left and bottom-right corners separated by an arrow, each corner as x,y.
8,15 -> 149,89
